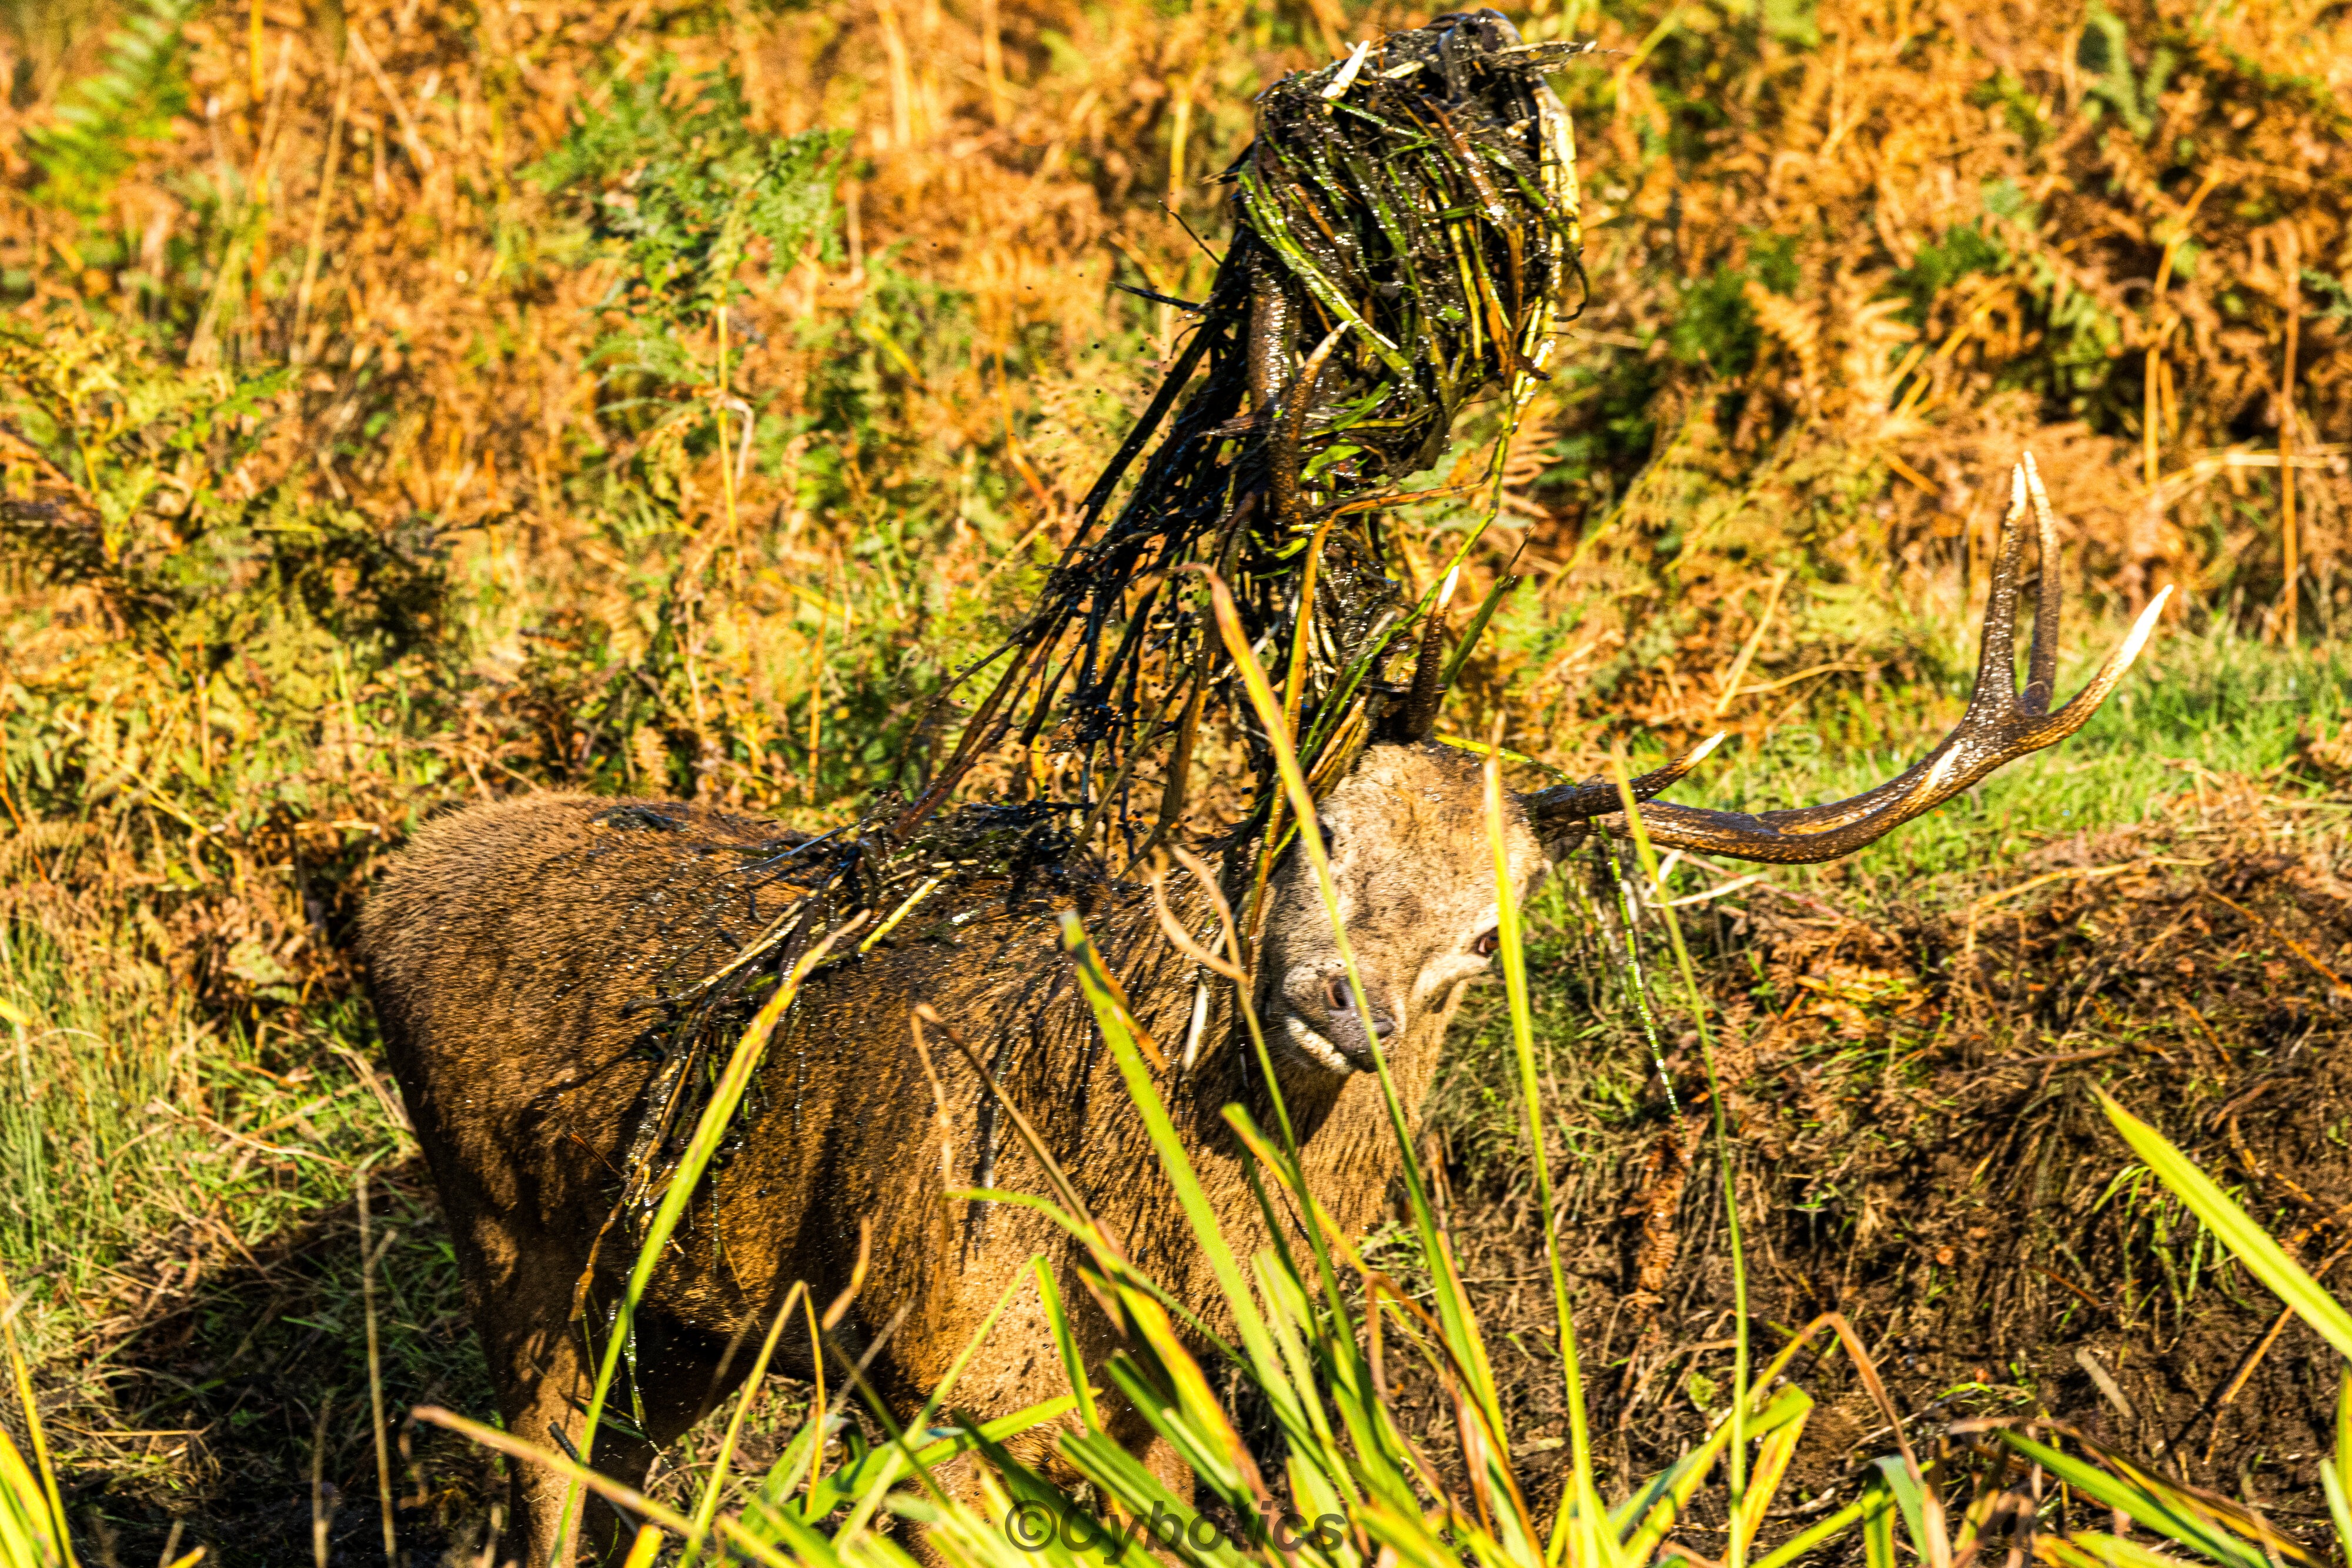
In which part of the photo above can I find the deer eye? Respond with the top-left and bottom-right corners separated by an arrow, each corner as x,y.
1472,928 -> 1500,958
1319,821 -> 1338,855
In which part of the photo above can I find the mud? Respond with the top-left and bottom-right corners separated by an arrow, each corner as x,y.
1408,779 -> 2352,1547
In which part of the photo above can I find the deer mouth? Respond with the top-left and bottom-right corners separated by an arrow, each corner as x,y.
1280,1011 -> 1365,1074
1277,973 -> 1396,1074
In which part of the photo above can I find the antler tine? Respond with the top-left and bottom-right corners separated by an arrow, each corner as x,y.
1525,458 -> 2169,865
1970,462 -> 2033,721
2019,452 -> 2062,716
2020,583 -> 2171,742
1522,732 -> 1724,823
1399,609 -> 1448,741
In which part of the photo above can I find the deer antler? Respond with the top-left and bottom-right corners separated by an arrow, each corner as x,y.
1396,611 -> 1450,742
1528,455 -> 2171,864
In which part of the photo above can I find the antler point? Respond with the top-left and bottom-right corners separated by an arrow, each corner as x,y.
2116,587 -> 2171,666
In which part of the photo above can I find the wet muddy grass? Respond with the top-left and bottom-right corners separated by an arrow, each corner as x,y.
37,775 -> 2352,1566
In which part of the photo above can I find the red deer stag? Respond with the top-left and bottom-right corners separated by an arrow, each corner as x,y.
362,462 -> 2164,1562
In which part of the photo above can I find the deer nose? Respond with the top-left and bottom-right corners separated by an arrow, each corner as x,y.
1321,974 -> 1397,1038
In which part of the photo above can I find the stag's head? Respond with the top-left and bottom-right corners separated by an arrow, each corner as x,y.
1252,456 -> 2170,1078
1258,743 -> 1545,1074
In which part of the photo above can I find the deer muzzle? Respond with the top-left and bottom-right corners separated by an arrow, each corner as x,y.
1277,968 -> 1398,1074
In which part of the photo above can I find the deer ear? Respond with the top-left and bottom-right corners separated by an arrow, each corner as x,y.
1511,790 -> 1587,864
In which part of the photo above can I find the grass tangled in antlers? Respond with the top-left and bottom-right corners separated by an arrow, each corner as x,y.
602,9 -> 1593,1249
907,10 -> 1590,862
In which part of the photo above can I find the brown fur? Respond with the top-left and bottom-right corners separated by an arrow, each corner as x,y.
359,743 -> 1545,1563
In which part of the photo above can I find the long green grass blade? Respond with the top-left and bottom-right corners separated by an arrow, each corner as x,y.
1034,1254 -> 1101,1434
1616,1386 -> 1810,1561
0,1260 -> 73,1568
0,1423 -> 62,1568
415,1406 -> 799,1568
681,1282 -> 806,1568
751,1416 -> 827,1517
806,1395 -> 1080,1526
567,931 -> 848,1559
2098,1091 -> 2352,1360
1870,1455 -> 1930,1562
1060,918 -> 1297,1469
1482,743 -> 1601,1568
1221,1114 -> 1426,1533
1749,1492 -> 1880,1568
1196,569 -> 1504,1446
2321,1459 -> 2351,1560
2331,1369 -> 2352,1554
1055,1420 -> 1255,1568
1989,1430 -> 2268,1568
943,1420 -> 1103,1568
1439,569 -> 1520,689
2058,1533 -> 2239,1568
2340,1363 -> 2352,1481
1729,1392 -> 1810,1562
828,1266 -> 1065,1539
1861,1475 -> 1896,1568
1608,745 -> 1755,1565
1251,1251 -> 1344,1462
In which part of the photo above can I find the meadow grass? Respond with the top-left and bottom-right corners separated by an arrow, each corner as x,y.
1669,621 -> 2351,900
0,924 -> 405,1356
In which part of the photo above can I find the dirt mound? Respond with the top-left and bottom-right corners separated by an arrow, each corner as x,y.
1422,776 -> 2351,1537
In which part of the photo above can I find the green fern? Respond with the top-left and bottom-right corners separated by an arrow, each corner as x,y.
532,59 -> 842,404
23,0 -> 197,216
0,319 -> 447,678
